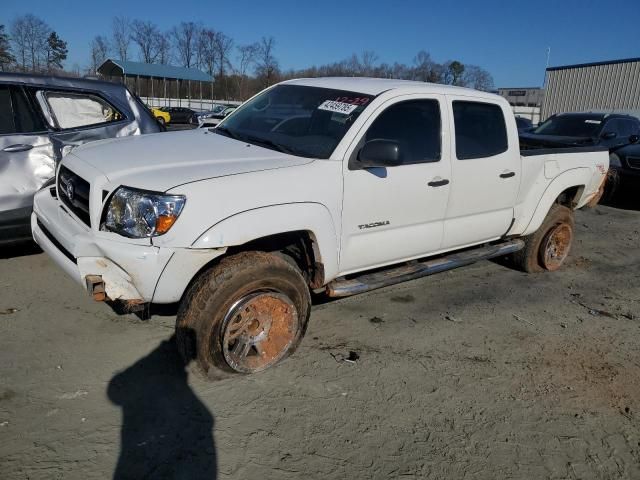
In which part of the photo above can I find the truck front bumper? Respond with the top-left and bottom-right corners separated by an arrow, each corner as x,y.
32,188 -> 224,304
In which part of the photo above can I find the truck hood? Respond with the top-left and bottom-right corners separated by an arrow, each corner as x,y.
67,129 -> 313,191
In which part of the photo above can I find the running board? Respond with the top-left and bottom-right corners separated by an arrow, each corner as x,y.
326,239 -> 524,298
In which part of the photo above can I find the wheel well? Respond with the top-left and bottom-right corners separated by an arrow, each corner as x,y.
555,186 -> 583,208
225,231 -> 324,288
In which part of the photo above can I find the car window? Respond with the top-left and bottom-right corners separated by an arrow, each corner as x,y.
453,101 -> 508,160
12,88 -> 45,133
364,99 -> 441,164
603,119 -> 624,136
43,91 -> 123,129
0,87 -> 16,134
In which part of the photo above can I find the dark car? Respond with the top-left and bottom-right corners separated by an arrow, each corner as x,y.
607,142 -> 640,197
160,106 -> 196,124
520,112 -> 640,149
0,73 -> 161,245
515,116 -> 534,132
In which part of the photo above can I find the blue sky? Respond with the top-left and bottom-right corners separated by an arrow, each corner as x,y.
3,0 -> 639,87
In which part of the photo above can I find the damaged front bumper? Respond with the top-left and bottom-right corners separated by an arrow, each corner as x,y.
32,188 -> 224,304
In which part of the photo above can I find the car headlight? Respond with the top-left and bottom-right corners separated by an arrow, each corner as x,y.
101,187 -> 185,238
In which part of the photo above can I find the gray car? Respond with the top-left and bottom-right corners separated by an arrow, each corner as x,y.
0,73 -> 161,245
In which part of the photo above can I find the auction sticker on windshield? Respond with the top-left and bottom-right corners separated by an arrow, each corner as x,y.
318,100 -> 359,115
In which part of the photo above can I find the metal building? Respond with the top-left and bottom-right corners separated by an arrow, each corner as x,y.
496,87 -> 543,123
541,57 -> 640,120
97,59 -> 214,108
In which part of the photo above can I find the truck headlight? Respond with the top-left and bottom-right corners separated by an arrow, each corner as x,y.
101,187 -> 185,238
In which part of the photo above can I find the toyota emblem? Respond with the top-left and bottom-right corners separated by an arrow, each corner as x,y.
66,181 -> 75,201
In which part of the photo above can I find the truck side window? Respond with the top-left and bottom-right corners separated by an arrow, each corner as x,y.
453,101 -> 508,160
365,99 -> 441,164
0,87 -> 16,134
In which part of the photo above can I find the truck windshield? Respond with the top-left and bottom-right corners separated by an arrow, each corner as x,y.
533,115 -> 603,138
216,85 -> 375,159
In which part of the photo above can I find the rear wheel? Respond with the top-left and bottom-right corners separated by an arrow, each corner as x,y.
176,251 -> 311,378
510,204 -> 574,273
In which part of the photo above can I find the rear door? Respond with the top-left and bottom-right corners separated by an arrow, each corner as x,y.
340,94 -> 451,273
441,97 -> 520,249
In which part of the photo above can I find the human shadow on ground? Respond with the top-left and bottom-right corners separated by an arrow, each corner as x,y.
107,334 -> 217,479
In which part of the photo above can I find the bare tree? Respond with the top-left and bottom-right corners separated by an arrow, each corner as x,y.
199,29 -> 218,76
255,36 -> 279,86
90,35 -> 109,74
11,14 -> 50,72
233,43 -> 259,99
360,51 -> 378,76
461,65 -> 494,91
156,33 -> 172,65
112,16 -> 131,61
131,20 -> 160,63
172,21 -> 200,68
213,32 -> 233,78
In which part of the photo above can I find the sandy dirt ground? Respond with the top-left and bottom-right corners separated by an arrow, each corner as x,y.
1,193 -> 639,479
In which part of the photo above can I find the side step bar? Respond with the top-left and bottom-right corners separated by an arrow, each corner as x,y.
326,239 -> 524,298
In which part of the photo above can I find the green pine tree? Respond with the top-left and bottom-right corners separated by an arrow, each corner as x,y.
46,31 -> 68,72
0,25 -> 15,71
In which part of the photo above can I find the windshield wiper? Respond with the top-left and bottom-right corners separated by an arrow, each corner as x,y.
214,125 -> 240,140
243,135 -> 297,155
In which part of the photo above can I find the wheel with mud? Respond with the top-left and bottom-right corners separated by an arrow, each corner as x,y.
176,251 -> 311,378
510,204 -> 575,273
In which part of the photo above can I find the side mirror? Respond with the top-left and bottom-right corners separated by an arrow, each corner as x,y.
629,134 -> 639,144
358,139 -> 402,168
601,131 -> 617,140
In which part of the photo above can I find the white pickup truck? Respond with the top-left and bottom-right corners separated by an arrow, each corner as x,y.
32,77 -> 609,377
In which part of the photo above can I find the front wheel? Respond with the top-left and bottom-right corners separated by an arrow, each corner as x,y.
176,251 -> 311,378
510,204 -> 575,273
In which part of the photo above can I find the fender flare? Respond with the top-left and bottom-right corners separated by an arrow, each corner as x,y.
191,202 -> 340,282
520,168 -> 588,236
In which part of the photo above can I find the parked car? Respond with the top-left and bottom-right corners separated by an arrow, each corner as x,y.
515,116 -> 533,132
607,141 -> 640,196
0,73 -> 160,246
32,78 -> 608,378
197,106 -> 237,127
160,106 -> 196,124
149,106 -> 171,126
520,112 -> 640,149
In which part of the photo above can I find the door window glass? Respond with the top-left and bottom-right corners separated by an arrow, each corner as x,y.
12,88 -> 45,133
364,99 -> 441,164
44,92 -> 123,129
0,87 -> 16,134
453,101 -> 508,159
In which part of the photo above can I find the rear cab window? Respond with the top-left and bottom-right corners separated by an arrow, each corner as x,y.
38,91 -> 124,130
453,100 -> 508,159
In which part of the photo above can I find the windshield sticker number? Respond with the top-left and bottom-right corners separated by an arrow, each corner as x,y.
318,100 -> 359,115
585,120 -> 601,124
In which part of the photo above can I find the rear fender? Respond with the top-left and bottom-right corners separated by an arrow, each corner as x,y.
518,168 -> 590,236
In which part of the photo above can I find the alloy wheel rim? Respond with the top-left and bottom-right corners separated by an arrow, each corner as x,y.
221,291 -> 299,373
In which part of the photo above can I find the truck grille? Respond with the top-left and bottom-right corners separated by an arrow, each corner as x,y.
58,166 -> 91,226
627,157 -> 640,170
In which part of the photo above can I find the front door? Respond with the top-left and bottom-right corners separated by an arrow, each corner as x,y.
340,95 -> 451,274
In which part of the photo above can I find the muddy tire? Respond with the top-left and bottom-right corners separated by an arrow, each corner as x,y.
175,251 -> 311,379
510,204 -> 575,273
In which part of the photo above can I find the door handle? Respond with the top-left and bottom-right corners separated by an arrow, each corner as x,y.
500,171 -> 516,179
428,178 -> 450,187
3,144 -> 34,153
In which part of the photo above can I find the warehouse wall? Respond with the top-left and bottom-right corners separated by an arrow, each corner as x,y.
541,59 -> 640,120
